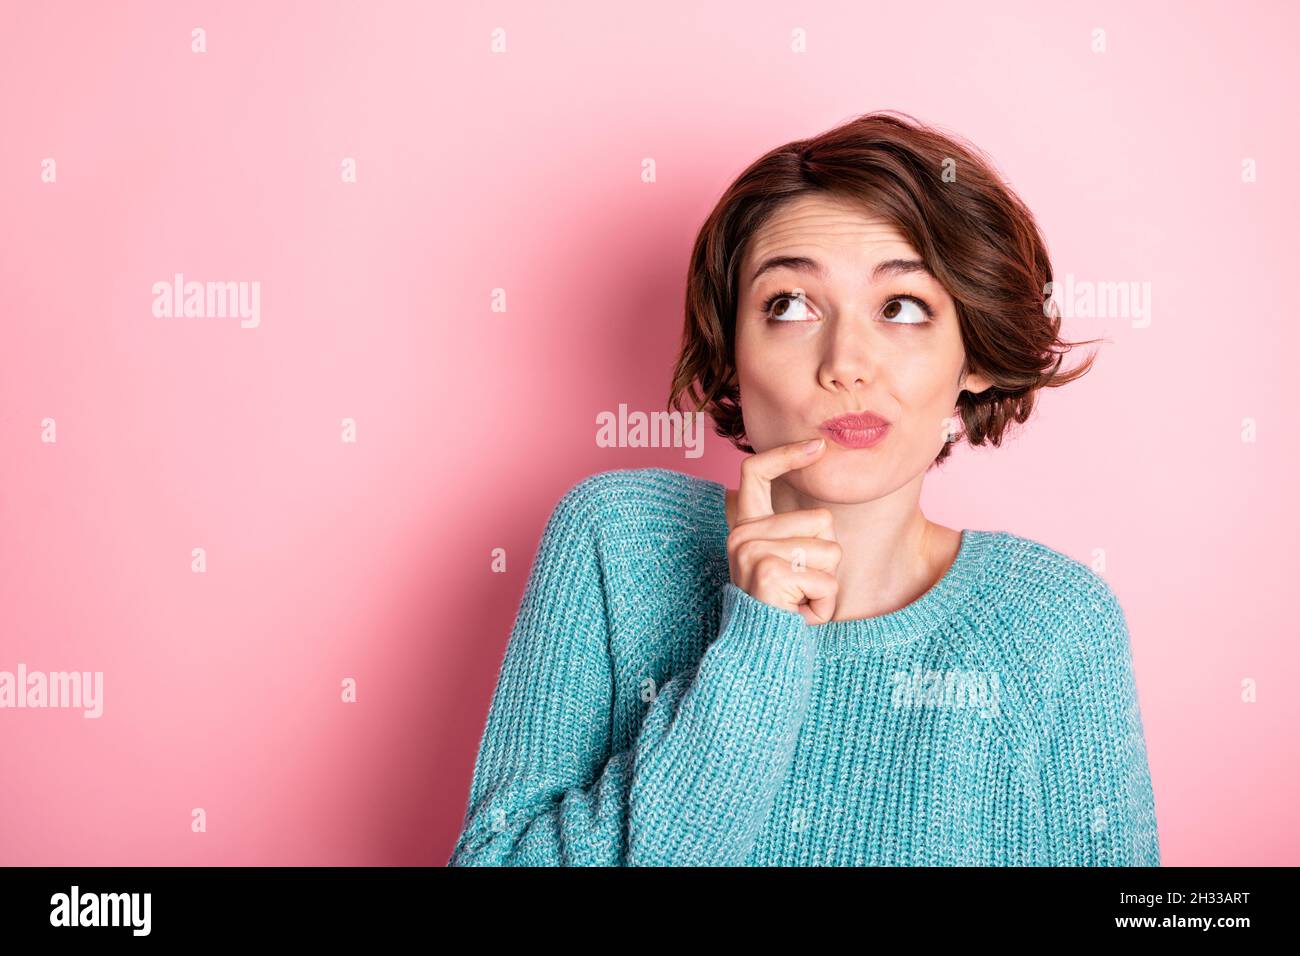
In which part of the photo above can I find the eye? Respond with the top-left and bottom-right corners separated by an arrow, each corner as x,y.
881,295 -> 935,325
761,289 -> 815,322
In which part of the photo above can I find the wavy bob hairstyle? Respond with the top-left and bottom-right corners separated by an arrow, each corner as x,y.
668,110 -> 1102,468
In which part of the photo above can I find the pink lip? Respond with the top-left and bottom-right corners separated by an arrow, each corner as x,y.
819,411 -> 891,449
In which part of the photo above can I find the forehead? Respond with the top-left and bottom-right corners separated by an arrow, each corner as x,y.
742,193 -> 917,274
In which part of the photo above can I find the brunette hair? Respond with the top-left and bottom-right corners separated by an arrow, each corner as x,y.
667,110 -> 1102,467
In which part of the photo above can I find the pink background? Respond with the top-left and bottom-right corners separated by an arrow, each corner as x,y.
1,0 -> 1296,866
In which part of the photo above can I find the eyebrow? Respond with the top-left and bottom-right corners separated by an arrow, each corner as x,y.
749,255 -> 934,285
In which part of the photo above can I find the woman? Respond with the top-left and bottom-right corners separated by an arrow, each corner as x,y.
448,111 -> 1160,866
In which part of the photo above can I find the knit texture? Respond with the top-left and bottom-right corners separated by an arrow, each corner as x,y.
448,467 -> 1160,866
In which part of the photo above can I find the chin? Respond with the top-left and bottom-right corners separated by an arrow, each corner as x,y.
789,459 -> 890,504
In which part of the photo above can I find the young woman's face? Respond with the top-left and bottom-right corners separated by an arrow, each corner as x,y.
735,192 -> 990,503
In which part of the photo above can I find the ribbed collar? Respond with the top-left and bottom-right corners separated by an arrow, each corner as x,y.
694,475 -> 996,656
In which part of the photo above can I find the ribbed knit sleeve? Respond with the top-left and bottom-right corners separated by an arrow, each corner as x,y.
447,479 -> 818,867
1038,581 -> 1160,866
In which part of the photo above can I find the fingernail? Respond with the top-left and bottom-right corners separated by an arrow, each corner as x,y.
802,438 -> 824,454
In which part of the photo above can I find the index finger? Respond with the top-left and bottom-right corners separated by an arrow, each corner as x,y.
736,437 -> 826,524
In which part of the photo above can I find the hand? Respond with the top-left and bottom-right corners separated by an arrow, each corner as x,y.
726,437 -> 841,625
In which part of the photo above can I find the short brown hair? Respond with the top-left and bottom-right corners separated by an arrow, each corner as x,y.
667,110 -> 1102,468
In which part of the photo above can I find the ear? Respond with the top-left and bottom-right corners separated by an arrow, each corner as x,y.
960,369 -> 993,396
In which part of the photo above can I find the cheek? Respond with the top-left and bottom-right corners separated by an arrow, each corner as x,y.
890,361 -> 963,440
888,362 -> 945,409
737,331 -> 798,395
890,337 -> 963,400
735,341 -> 809,443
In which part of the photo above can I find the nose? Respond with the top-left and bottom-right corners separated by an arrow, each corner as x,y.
827,371 -> 865,390
818,319 -> 872,392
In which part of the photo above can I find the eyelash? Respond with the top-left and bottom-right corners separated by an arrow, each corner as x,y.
760,289 -> 936,324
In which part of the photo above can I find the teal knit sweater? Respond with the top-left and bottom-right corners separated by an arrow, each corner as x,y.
448,467 -> 1160,866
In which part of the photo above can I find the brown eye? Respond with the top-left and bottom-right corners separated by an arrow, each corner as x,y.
880,296 -> 932,325
762,291 -> 813,322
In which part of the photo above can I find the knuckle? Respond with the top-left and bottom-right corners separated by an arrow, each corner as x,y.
754,555 -> 783,585
727,527 -> 756,557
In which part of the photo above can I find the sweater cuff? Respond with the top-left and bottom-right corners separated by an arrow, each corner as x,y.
717,582 -> 816,675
